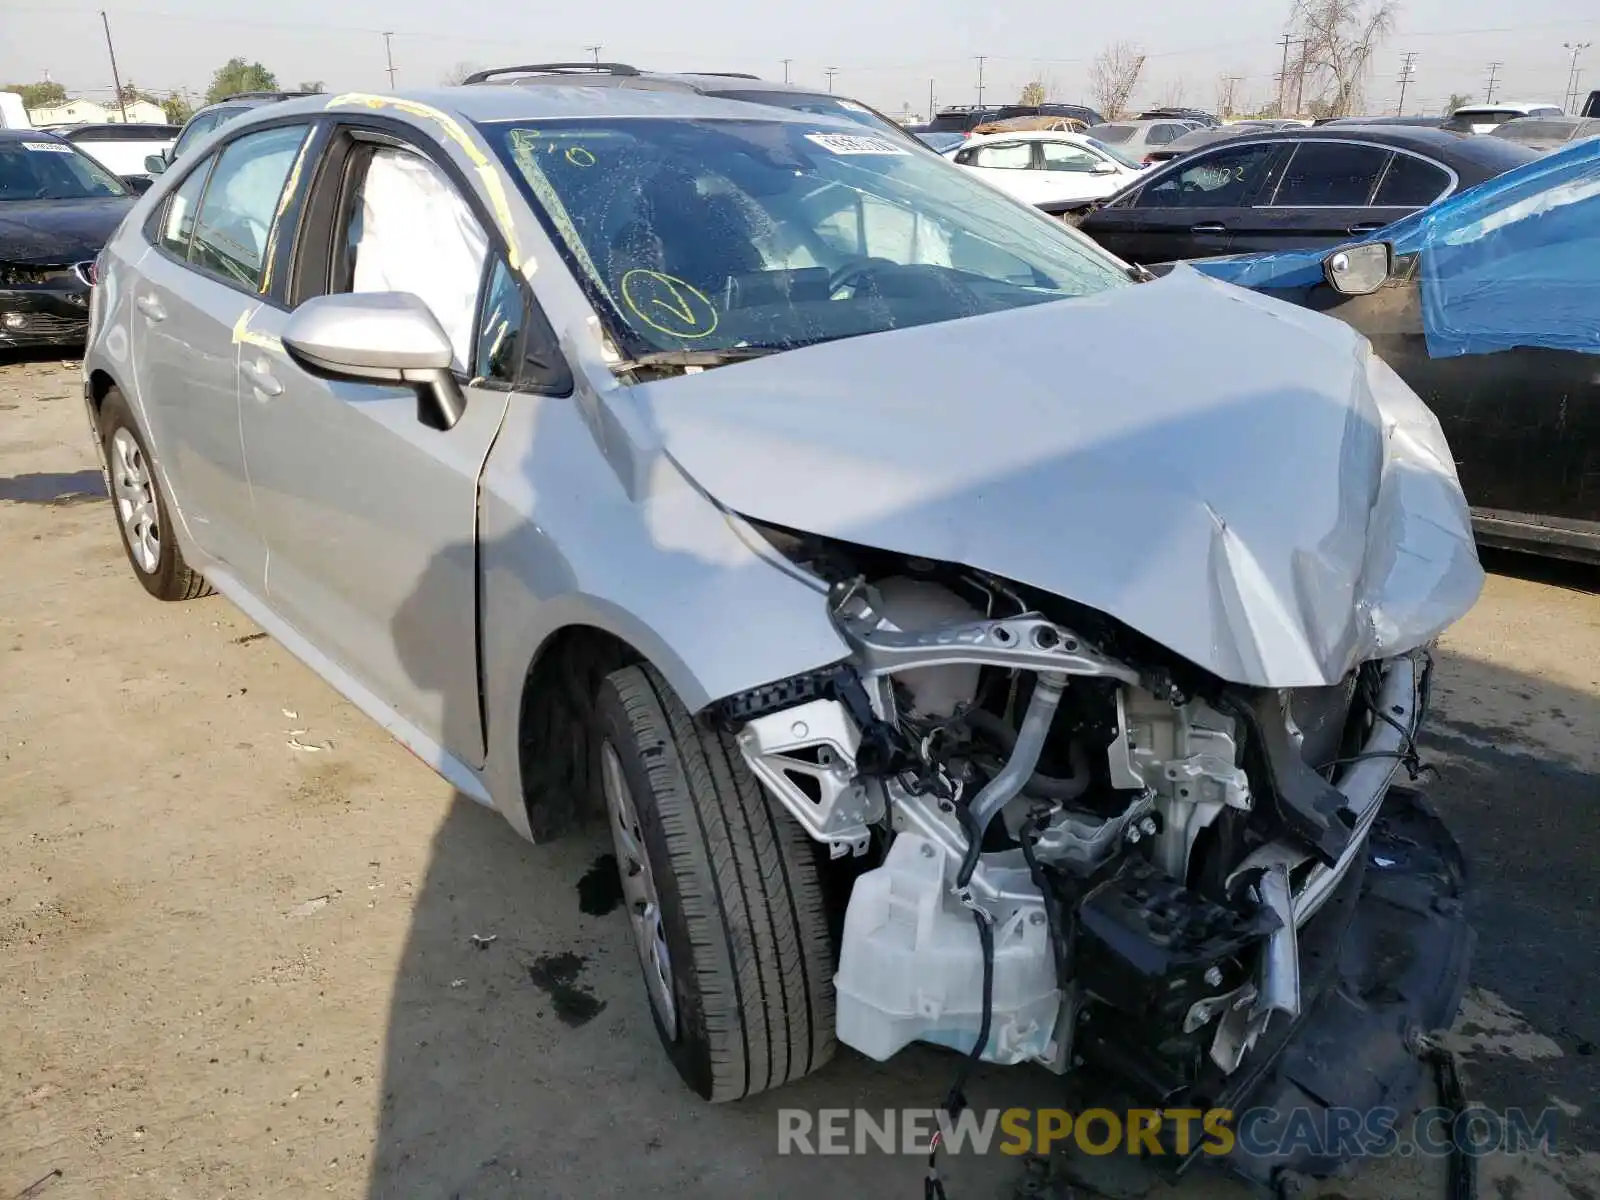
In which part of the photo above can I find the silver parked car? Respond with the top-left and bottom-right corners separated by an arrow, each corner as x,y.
83,85 -> 1484,1190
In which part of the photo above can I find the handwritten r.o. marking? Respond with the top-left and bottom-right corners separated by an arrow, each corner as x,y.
620,270 -> 719,339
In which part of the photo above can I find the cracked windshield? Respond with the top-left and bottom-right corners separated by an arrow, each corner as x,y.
483,117 -> 1130,361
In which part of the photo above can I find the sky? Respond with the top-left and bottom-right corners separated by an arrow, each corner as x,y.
2,0 -> 1596,119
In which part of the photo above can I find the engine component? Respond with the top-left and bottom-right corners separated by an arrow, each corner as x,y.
964,672 -> 1068,857
833,832 -> 1061,1066
870,576 -> 985,717
736,698 -> 882,856
1107,688 -> 1251,883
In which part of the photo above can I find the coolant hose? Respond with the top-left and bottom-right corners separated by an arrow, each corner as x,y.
963,708 -> 1092,802
958,673 -> 1068,887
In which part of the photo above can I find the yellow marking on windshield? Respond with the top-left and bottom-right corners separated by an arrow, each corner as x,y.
507,131 -> 602,291
620,270 -> 719,339
565,146 -> 595,167
260,131 -> 314,293
324,92 -> 525,271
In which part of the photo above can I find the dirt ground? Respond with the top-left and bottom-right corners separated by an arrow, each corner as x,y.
2,354 -> 1597,1200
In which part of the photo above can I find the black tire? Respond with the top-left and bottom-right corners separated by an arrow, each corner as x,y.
98,387 -> 212,601
596,663 -> 837,1101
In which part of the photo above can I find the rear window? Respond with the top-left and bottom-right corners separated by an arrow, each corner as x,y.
1453,108 -> 1523,123
1093,124 -> 1136,143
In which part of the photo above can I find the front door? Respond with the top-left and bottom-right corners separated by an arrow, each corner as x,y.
239,135 -> 510,766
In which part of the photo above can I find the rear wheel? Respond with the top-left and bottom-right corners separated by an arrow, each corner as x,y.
596,663 -> 837,1100
99,387 -> 211,601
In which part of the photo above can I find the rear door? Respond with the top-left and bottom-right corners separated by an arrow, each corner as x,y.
1079,140 -> 1288,263
1228,139 -> 1399,254
128,121 -> 315,589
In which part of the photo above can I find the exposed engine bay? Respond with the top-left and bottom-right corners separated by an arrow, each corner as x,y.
718,522 -> 1432,1115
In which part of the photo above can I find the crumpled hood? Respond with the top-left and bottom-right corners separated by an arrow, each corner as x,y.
627,266 -> 1484,688
0,197 -> 132,265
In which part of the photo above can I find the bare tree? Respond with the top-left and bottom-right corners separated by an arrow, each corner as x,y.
1089,41 -> 1145,119
1287,0 -> 1398,117
1216,73 -> 1243,117
442,61 -> 483,85
1158,77 -> 1190,107
1018,80 -> 1046,106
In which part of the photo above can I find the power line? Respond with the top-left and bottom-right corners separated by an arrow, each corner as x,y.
382,31 -> 396,88
99,10 -> 128,120
584,45 -> 602,65
1483,60 -> 1502,102
974,55 -> 986,106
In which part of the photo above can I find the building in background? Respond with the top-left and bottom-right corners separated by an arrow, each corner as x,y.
27,97 -> 166,126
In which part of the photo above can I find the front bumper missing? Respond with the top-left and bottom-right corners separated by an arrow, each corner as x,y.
0,285 -> 91,347
1173,785 -> 1472,1195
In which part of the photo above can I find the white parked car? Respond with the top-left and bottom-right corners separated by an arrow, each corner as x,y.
1447,101 -> 1564,134
61,123 -> 180,179
943,131 -> 1144,214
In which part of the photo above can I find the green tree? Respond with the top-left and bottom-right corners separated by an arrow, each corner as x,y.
296,80 -> 326,93
1442,92 -> 1472,114
1018,80 -> 1046,106
162,93 -> 194,124
3,80 -> 68,109
204,58 -> 279,105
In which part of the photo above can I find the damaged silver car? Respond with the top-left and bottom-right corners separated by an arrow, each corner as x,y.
81,84 -> 1483,1194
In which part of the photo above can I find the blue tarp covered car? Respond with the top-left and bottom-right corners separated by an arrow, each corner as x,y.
1183,137 -> 1600,562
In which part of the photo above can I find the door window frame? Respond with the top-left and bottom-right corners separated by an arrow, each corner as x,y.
1124,140 -> 1291,210
1261,138 -> 1458,209
285,114 -> 570,396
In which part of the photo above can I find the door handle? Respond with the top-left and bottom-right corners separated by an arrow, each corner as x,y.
135,293 -> 166,322
241,358 -> 283,397
1347,221 -> 1385,235
1189,222 -> 1227,234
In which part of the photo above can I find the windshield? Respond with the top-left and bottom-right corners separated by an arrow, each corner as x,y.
1085,137 -> 1142,168
0,138 -> 127,201
485,117 -> 1130,359
712,90 -> 916,145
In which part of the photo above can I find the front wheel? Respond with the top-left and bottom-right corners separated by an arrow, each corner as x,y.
596,663 -> 837,1101
99,387 -> 211,601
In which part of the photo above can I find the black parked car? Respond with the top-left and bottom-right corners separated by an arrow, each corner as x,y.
923,105 -> 1004,133
0,129 -> 135,349
1079,125 -> 1539,264
1189,139 -> 1600,563
994,101 -> 1105,126
1137,106 -> 1219,127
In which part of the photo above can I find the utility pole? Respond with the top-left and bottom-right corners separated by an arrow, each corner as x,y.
1564,42 -> 1592,110
825,67 -> 838,93
928,78 -> 935,121
1484,61 -> 1502,103
584,45 -> 602,64
383,32 -> 397,88
975,55 -> 986,107
1275,32 -> 1293,115
1396,50 -> 1418,115
100,12 -> 128,122
781,58 -> 792,83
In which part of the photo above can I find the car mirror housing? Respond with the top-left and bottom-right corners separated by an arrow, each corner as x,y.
1324,241 -> 1392,296
282,291 -> 465,430
143,154 -> 167,175
1091,160 -> 1119,174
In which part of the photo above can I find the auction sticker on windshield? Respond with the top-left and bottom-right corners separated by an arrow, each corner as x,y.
805,132 -> 909,156
22,142 -> 74,153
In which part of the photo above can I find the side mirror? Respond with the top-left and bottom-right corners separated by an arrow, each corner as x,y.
121,175 -> 154,195
1323,240 -> 1392,296
282,291 -> 465,430
1090,160 -> 1119,174
144,154 -> 167,175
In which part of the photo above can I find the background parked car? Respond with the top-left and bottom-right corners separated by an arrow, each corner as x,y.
1140,124 -> 1257,166
1491,115 -> 1600,153
462,62 -> 923,147
1078,125 -> 1538,263
923,105 -> 1003,133
944,130 -> 1143,214
61,123 -> 179,180
1443,100 -> 1563,133
1137,106 -> 1219,127
993,101 -> 1105,126
1087,118 -> 1203,163
914,130 -> 966,153
1317,114 -> 1445,129
150,90 -> 322,172
1185,138 -> 1600,563
0,129 -> 135,348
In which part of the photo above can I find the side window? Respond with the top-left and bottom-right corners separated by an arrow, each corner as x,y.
158,154 -> 215,257
340,147 -> 489,371
1270,141 -> 1391,206
473,258 -> 525,383
969,142 -> 1033,169
1371,153 -> 1451,206
1135,143 -> 1281,208
172,112 -> 218,158
189,124 -> 310,291
1146,124 -> 1181,145
1039,142 -> 1100,173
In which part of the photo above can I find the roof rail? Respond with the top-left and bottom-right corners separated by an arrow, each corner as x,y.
219,90 -> 321,101
461,63 -> 642,84
695,72 -> 762,79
